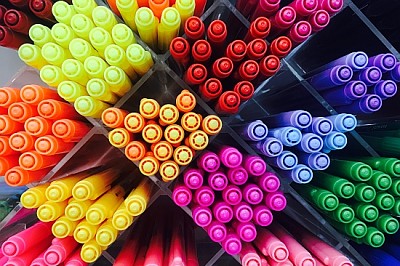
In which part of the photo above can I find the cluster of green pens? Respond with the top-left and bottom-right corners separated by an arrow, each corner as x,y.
293,157 -> 400,248
17,1 -> 154,118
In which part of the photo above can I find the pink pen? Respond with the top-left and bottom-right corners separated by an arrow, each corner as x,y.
4,235 -> 52,265
253,205 -> 273,226
194,186 -> 215,207
208,171 -> 228,191
192,205 -> 213,227
240,242 -> 262,266
183,168 -> 204,190
318,0 -> 343,15
64,248 -> 88,266
288,0 -> 318,17
287,21 -> 312,44
233,202 -> 253,223
243,155 -> 267,176
308,10 -> 330,32
213,201 -> 234,223
265,191 -> 287,211
222,232 -> 242,255
222,185 -> 243,206
243,184 -> 264,205
144,226 -> 164,266
258,172 -> 281,192
168,221 -> 186,266
173,185 -> 193,206
227,166 -> 248,185
270,6 -> 297,36
250,0 -> 280,21
207,220 -> 228,242
185,224 -> 199,266
31,251 -> 46,266
44,236 -> 78,266
268,258 -> 294,266
254,227 -> 289,262
197,151 -> 220,173
233,221 -> 257,242
270,223 -> 316,266
218,146 -> 243,168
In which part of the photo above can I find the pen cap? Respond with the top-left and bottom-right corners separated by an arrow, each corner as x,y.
307,117 -> 333,136
390,198 -> 400,216
243,155 -> 267,176
184,16 -> 205,41
297,184 -> 339,211
142,123 -> 163,144
373,192 -> 395,211
125,140 -> 147,162
95,220 -> 118,247
330,203 -> 355,223
164,124 -> 185,145
0,115 -> 24,135
42,42 -> 72,67
18,44 -> 48,70
139,155 -> 159,176
0,87 -> 21,108
270,36 -> 292,58
183,168 -> 203,189
65,199 -> 93,221
227,166 -> 248,186
159,104 -> 179,125
112,202 -> 134,230
361,227 -> 385,248
69,38 -> 99,62
92,6 -> 117,32
112,24 -> 136,50
40,65 -> 66,87
170,37 -> 190,65
222,185 -> 242,206
173,185 -> 192,206
8,102 -> 39,123
181,112 -> 202,132
226,39 -> 247,62
234,202 -> 253,223
207,220 -> 227,242
86,78 -> 118,104
81,240 -> 105,263
253,205 -> 274,226
354,157 -> 400,177
375,214 -> 399,234
202,115 -> 222,135
19,151 -> 63,171
108,128 -> 131,148
29,24 -> 54,47
327,159 -> 373,182
175,0 -> 195,23
326,113 -> 357,132
192,39 -> 212,63
176,90 -> 196,113
368,53 -> 397,72
265,191 -> 287,211
222,232 -> 242,255
153,141 -> 173,161
58,80 -> 88,103
74,220 -> 100,244
84,56 -> 109,79
39,99 -> 81,120
247,38 -> 268,60
125,43 -> 154,76
368,170 -> 392,191
288,20 -> 312,44
139,98 -> 160,119
245,17 -> 271,41
20,183 -> 49,209
254,227 -> 288,262
52,119 -> 90,142
184,63 -> 207,85
389,179 -> 400,197
125,179 -> 152,215
212,57 -> 234,79
186,130 -> 209,151
0,155 -> 19,175
213,201 -> 233,223
74,96 -> 111,118
297,132 -> 323,153
354,183 -> 376,203
208,171 -> 228,191
52,1 -> 77,24
51,23 -> 76,49
243,184 -> 264,205
174,145 -> 194,165
312,172 -> 355,199
298,152 -> 330,171
192,205 -> 212,227
72,0 -> 98,19
62,59 -> 89,85
46,172 -> 90,202
124,112 -> 145,133
37,200 -> 68,222
234,81 -> 255,101
353,202 -> 379,223
9,131 -> 36,152
44,236 -> 78,265
102,108 -> 128,129
0,136 -> 18,156
21,84 -> 61,105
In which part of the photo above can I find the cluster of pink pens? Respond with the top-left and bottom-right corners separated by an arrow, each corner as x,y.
0,221 -> 86,266
173,145 -> 287,255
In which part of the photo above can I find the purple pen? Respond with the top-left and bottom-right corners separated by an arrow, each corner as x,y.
219,146 -> 243,168
322,131 -> 347,153
308,10 -> 330,32
258,172 -> 281,192
318,0 -> 344,15
265,191 -> 287,211
208,171 -> 228,191
357,66 -> 382,86
192,206 -> 213,227
368,53 -> 397,72
279,164 -> 314,183
297,133 -> 323,153
326,113 -> 357,132
233,202 -> 254,223
373,80 -> 398,100
335,94 -> 382,114
250,137 -> 284,157
270,6 -> 297,36
207,221 -> 227,242
238,120 -> 268,141
288,20 -> 312,44
183,168 -> 204,190
288,0 -> 318,17
233,221 -> 257,242
310,65 -> 353,90
250,0 -> 281,21
243,184 -> 264,205
194,186 -> 215,207
266,151 -> 298,170
304,117 -> 333,136
253,205 -> 273,226
325,51 -> 368,71
213,201 -> 234,223
172,185 -> 193,206
227,166 -> 249,186
243,155 -> 267,176
222,232 -> 242,255
263,110 -> 312,129
298,152 -> 331,171
321,80 -> 367,106
197,151 -> 220,173
222,185 -> 243,206
386,62 -> 400,82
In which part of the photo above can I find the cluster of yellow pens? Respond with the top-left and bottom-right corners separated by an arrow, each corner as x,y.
20,168 -> 153,263
18,0 -> 154,118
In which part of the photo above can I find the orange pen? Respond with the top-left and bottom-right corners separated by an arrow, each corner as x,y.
152,141 -> 173,161
109,128 -> 132,148
0,87 -> 21,108
35,135 -> 75,155
185,130 -> 209,151
8,102 -> 39,123
52,119 -> 91,142
24,116 -> 53,137
9,131 -> 37,152
160,160 -> 180,182
173,145 -> 193,166
125,141 -> 147,162
142,122 -> 163,144
5,166 -> 49,186
0,155 -> 19,175
20,85 -> 62,105
202,115 -> 222,136
139,98 -> 160,119
0,136 -> 19,156
102,107 -> 129,129
164,124 -> 184,146
149,0 -> 169,18
19,151 -> 64,171
181,112 -> 202,132
176,89 -> 196,113
159,104 -> 179,126
38,99 -> 82,120
139,154 -> 160,176
124,112 -> 146,133
0,115 -> 24,135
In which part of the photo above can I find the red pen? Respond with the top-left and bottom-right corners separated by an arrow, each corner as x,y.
247,38 -> 268,61
194,0 -> 207,17
234,60 -> 259,81
244,17 -> 271,43
234,81 -> 254,102
207,20 -> 227,49
0,25 -> 29,50
192,39 -> 211,63
287,20 -> 312,45
8,0 -> 28,9
170,37 -> 191,68
250,0 -> 280,21
215,91 -> 240,115
212,57 -> 233,79
269,36 -> 292,58
259,55 -> 281,77
236,0 -> 258,17
225,40 -> 247,63
28,0 -> 56,23
184,63 -> 207,85
319,0 -> 343,15
4,9 -> 35,35
288,0 -> 318,18
184,16 -> 205,42
199,78 -> 223,102
0,5 -> 7,25
308,10 -> 330,32
269,6 -> 297,37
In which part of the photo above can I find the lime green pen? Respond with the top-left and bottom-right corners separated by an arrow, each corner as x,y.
104,66 -> 133,97
62,59 -> 90,86
51,23 -> 77,49
29,24 -> 55,47
92,6 -> 118,32
89,27 -> 114,58
69,38 -> 100,62
87,78 -> 119,104
58,80 -> 88,102
41,42 -> 72,67
116,0 -> 139,32
158,7 -> 181,52
104,44 -> 137,80
74,96 -> 111,118
174,0 -> 195,27
84,56 -> 110,79
112,24 -> 137,50
126,44 -> 154,76
18,44 -> 48,70
71,14 -> 95,41
135,7 -> 159,49
40,65 -> 67,87
72,0 -> 98,19
52,1 -> 77,25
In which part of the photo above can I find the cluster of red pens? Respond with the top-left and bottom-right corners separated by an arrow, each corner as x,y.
0,0 -> 56,50
0,85 -> 90,187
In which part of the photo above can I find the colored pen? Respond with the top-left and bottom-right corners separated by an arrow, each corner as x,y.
308,10 -> 330,32
233,202 -> 253,223
297,132 -> 323,153
86,78 -> 117,104
58,80 -> 88,103
40,65 -> 67,87
126,43 -> 154,76
52,1 -> 76,25
4,9 -> 36,35
19,43 -> 49,70
5,166 -> 49,186
175,0 -> 195,27
321,80 -> 367,106
192,39 -> 211,63
29,0 -> 55,23
287,20 -> 312,44
254,226 -> 289,262
243,155 -> 267,176
29,24 -> 54,48
8,102 -> 38,123
158,7 -> 181,51
247,38 -> 268,61
0,25 -> 29,50
92,6 -> 118,32
112,23 -> 137,51
225,39 -> 247,63
234,60 -> 259,81
35,135 -> 74,155
170,37 -> 190,67
70,14 -> 96,42
202,115 -> 222,136
325,51 -> 368,71
184,63 -> 207,85
88,26 -> 113,57
21,84 -> 61,104
335,94 -> 382,114
318,0 -> 343,15
269,36 -> 292,58
212,57 -> 233,79
0,87 -> 20,108
250,0 -> 280,21
372,80 -> 397,100
207,20 -> 227,49
199,78 -> 222,102
245,17 -> 271,42
259,55 -> 281,78
0,115 -> 24,135
368,53 -> 397,72
309,65 -> 353,90
270,6 -> 297,36
42,42 -> 72,67
184,16 -> 205,42
176,89 -> 196,113
135,7 -> 158,49
69,38 -> 99,63
357,66 -> 382,86
52,119 -> 90,142
0,136 -> 19,156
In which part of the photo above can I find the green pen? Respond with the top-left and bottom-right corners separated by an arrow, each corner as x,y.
330,217 -> 367,239
72,0 -> 98,19
373,192 -> 395,211
352,202 -> 379,223
126,44 -> 154,76
41,42 -> 72,67
294,184 -> 339,211
74,96 -> 111,118
323,203 -> 354,224
29,24 -> 55,47
360,227 -> 385,248
104,44 -> 137,80
326,159 -> 373,182
87,78 -> 119,104
112,24 -> 137,50
362,136 -> 400,157
311,172 -> 355,199
104,66 -> 133,97
374,214 -> 399,235
84,56 -> 110,79
40,65 -> 67,87
390,198 -> 400,216
116,0 -> 139,32
92,6 -> 118,32
389,179 -> 400,196
367,170 -> 393,191
71,14 -> 95,41
51,23 -> 77,49
18,44 -> 48,70
62,59 -> 90,86
58,80 -> 88,102
52,1 -> 77,25
352,157 -> 400,177
89,27 -> 114,58
69,38 -> 99,62
354,183 -> 376,203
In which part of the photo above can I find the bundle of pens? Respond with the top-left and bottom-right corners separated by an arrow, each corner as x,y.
102,90 -> 222,180
0,85 -> 90,188
20,167 -> 154,263
309,51 -> 399,115
17,0 -> 155,118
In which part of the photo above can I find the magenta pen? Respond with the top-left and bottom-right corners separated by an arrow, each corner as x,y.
222,232 -> 242,255
218,146 -> 243,168
208,171 -> 228,191
287,20 -> 312,44
213,201 -> 234,223
194,186 -> 215,207
222,185 -> 243,206
318,0 -> 344,15
265,191 -> 287,211
197,151 -> 221,173
233,202 -> 254,223
258,172 -> 281,192
250,0 -> 280,21
308,10 -> 330,32
288,0 -> 318,17
207,220 -> 227,242
243,155 -> 267,176
192,205 -> 213,227
233,221 -> 257,242
243,184 -> 264,205
227,166 -> 249,186
253,205 -> 274,226
173,185 -> 193,206
270,6 -> 297,37
183,168 -> 204,190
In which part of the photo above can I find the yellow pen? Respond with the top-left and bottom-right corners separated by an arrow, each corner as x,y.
89,27 -> 114,58
158,7 -> 181,51
112,24 -> 137,50
126,44 -> 154,76
62,59 -> 90,86
87,78 -> 119,104
111,202 -> 134,230
52,1 -> 77,25
70,14 -> 95,41
41,42 -> 72,67
65,199 -> 94,221
72,0 -> 98,19
74,96 -> 111,118
20,183 -> 49,209
58,80 -> 88,102
52,215 -> 80,238
81,239 -> 107,263
96,220 -> 118,247
103,66 -> 133,97
46,172 -> 91,202
18,44 -> 48,70
40,65 -> 67,87
69,38 -> 99,62
174,0 -> 195,27
92,6 -> 118,32
84,56 -> 110,79
74,220 -> 101,243
124,179 -> 152,216
51,23 -> 77,49
37,200 -> 69,222
104,44 -> 137,79
116,0 -> 139,32
135,7 -> 159,49
29,24 -> 55,47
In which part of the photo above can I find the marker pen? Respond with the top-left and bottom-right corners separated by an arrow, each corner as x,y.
69,38 -> 99,63
172,185 -> 192,207
298,152 -> 330,171
102,107 -> 128,129
19,151 -> 63,171
70,14 -> 96,42
44,236 -> 78,266
327,159 -> 373,182
254,227 -> 289,262
259,55 -> 281,78
40,65 -> 66,87
159,104 -> 179,126
269,6 -> 297,36
112,24 -> 136,51
46,173 -> 89,203
29,0 -> 56,23
227,166 -> 248,186
170,37 -> 190,67
197,151 -> 220,173
192,39 -> 211,63
108,127 -> 131,148
287,20 -> 313,45
142,123 -> 163,144
308,10 -> 330,32
325,202 -> 355,224
0,155 -> 19,175
36,135 -> 74,156
244,155 -> 267,176
327,113 -> 357,133
104,66 -> 133,97
20,183 -> 49,208
52,119 -> 90,142
41,42 -> 72,68
5,237 -> 54,266
373,192 -> 395,211
222,185 -> 243,206
215,91 -> 240,115
125,140 -> 147,162
116,0 -> 139,32
38,99 -> 81,121
303,117 -> 333,136
268,126 -> 302,147
207,220 -> 227,242
135,7 -> 158,49
208,171 -> 228,191
86,78 -> 118,104
296,184 -> 339,211
55,81 -> 86,104
192,205 -> 212,227
269,36 -> 292,58
105,44 -> 137,79
0,87 -> 20,108
321,80 -> 367,106
387,62 -> 400,82
0,25 -> 28,50
250,0 -> 280,21
62,58 -> 90,86
233,221 -> 257,242
72,0 -> 98,18
158,7 -> 181,52
173,145 -> 194,165
4,9 -> 35,35
111,202 -> 133,231
139,154 -> 160,176
367,170 -> 392,191
74,220 -> 100,244
218,146 -> 243,168
92,6 -> 117,32
324,132 -> 346,154
21,84 -> 60,105
182,169 -> 203,190
0,115 -> 24,135
186,130 -> 209,151
225,40 -> 247,63
184,16 -> 205,42
213,201 -> 233,223
81,239 -> 106,263
37,200 -> 68,222
8,102 -> 38,123
18,43 -> 48,70
318,0 -> 343,15
289,0 -> 318,17
207,20 -> 227,49
233,202 -> 253,223
181,112 -> 202,132
390,179 -> 400,197
234,60 -> 259,81
391,199 -> 400,216
375,214 -> 399,234
245,17 -> 271,42
353,157 -> 400,177
176,89 -> 196,113
9,131 -> 36,152
0,136 -> 18,156
124,178 -> 152,216
52,1 -> 76,24
325,51 -> 368,71
266,110 -> 313,129
148,0 -> 168,19
247,39 -> 268,61
257,172 -> 280,193
309,65 -> 353,90
266,191 -> 287,211
88,26 -> 113,57
357,66 -> 382,86
7,0 -> 28,9
199,78 -> 223,102
164,124 -> 185,145
164,161 -> 182,181
124,112 -> 145,134
184,63 -> 207,85
28,24 -> 54,48
297,133 -> 323,153
237,120 -> 268,142
95,220 -> 119,247
152,141 -> 174,161
368,53 -> 397,72
243,184 -> 263,205
373,80 -> 397,100
31,251 -> 47,266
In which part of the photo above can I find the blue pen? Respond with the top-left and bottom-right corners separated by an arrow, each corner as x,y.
298,152 -> 330,171
265,151 -> 298,170
357,66 -> 382,86
238,120 -> 268,141
304,117 -> 333,136
309,65 -> 353,91
279,164 -> 313,184
367,53 -> 397,73
326,113 -> 357,132
372,80 -> 398,100
321,81 -> 367,107
354,244 -> 400,266
335,94 -> 382,114
297,133 -> 323,153
325,51 -> 368,70
322,131 -> 347,153
262,110 -> 312,129
268,126 -> 302,147
250,137 -> 283,157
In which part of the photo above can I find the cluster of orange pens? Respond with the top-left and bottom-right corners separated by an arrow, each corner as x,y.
102,90 -> 222,181
0,85 -> 90,187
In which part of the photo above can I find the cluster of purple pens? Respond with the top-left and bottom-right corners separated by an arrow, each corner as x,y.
309,51 -> 399,114
172,145 -> 286,255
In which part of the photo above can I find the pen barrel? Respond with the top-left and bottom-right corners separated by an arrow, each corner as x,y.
40,65 -> 67,87
353,202 -> 379,223
321,81 -> 367,106
18,44 -> 48,69
312,172 -> 355,198
309,65 -> 353,90
0,25 -> 28,50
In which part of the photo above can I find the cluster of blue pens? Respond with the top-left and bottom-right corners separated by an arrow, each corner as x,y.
0,178 -> 26,222
235,110 -> 357,184
308,51 -> 399,114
